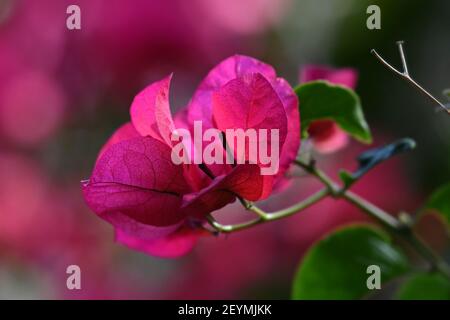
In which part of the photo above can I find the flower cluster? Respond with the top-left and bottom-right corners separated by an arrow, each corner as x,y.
83,55 -> 300,257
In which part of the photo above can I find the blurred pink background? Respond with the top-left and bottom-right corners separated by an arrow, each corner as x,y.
1,0 -> 446,299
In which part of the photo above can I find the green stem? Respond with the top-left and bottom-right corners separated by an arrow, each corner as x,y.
402,232 -> 450,279
294,159 -> 337,193
342,191 -> 400,230
208,188 -> 329,233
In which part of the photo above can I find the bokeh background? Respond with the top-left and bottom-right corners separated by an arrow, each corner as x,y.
0,0 -> 448,299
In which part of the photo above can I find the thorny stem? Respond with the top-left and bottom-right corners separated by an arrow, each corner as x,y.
371,41 -> 450,115
207,158 -> 450,280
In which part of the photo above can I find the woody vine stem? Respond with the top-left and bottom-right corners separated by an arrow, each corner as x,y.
207,41 -> 450,280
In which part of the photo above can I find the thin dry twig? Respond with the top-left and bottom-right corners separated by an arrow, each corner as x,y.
371,41 -> 450,116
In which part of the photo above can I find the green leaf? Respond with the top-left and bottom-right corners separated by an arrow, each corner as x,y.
339,170 -> 356,188
291,224 -> 410,300
426,183 -> 450,226
295,81 -> 372,143
396,273 -> 450,300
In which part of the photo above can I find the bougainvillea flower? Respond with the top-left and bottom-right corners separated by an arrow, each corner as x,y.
83,55 -> 300,257
299,65 -> 358,153
188,55 -> 300,181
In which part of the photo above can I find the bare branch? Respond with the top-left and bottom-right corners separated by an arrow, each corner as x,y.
371,41 -> 450,116
396,41 -> 409,75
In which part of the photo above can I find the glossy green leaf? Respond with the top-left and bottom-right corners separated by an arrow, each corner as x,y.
292,224 -> 410,300
295,81 -> 372,143
426,183 -> 450,226
396,273 -> 450,300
